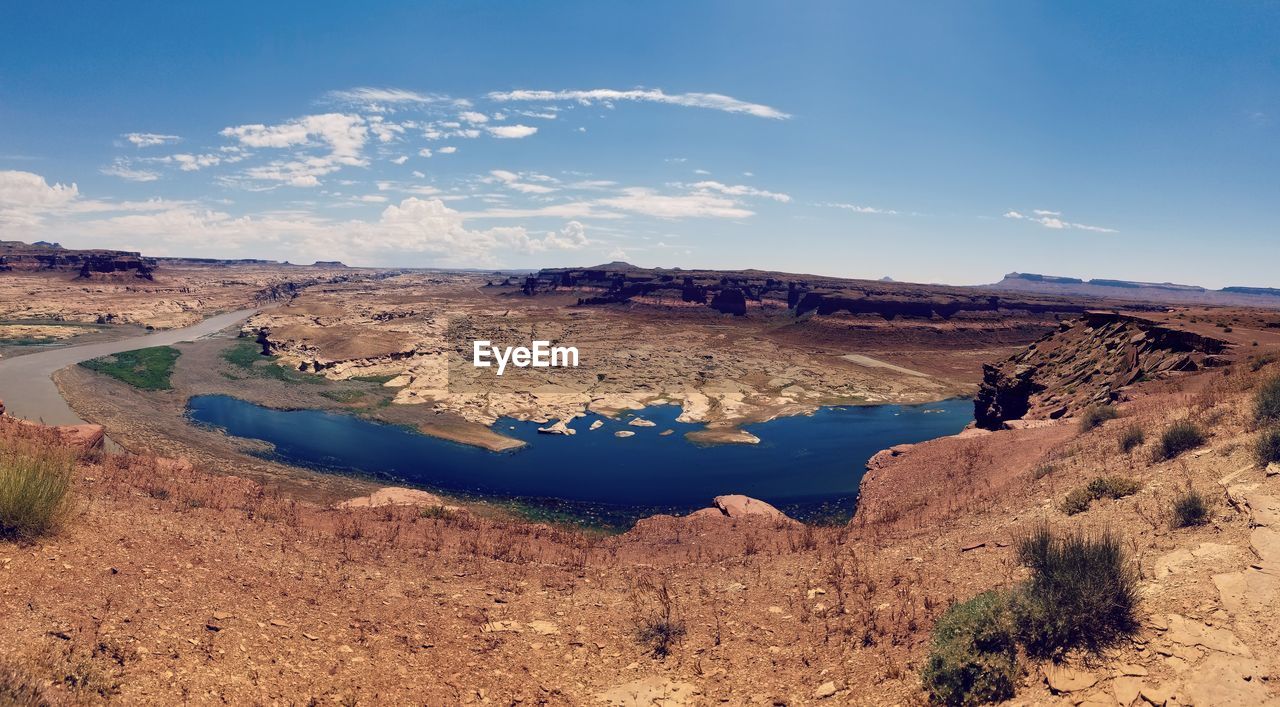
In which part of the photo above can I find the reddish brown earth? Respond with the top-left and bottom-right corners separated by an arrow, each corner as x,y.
3,303 -> 1280,704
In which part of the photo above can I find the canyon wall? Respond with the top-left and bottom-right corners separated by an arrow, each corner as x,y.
974,311 -> 1230,429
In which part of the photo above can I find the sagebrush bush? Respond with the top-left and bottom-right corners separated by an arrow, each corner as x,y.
1061,476 -> 1140,515
1060,488 -> 1093,516
1154,420 -> 1205,461
1087,476 -> 1141,500
921,592 -> 1017,706
1257,376 -> 1280,425
1013,525 -> 1139,657
1078,404 -> 1119,432
1119,424 -> 1145,453
1172,489 -> 1209,528
0,430 -> 76,539
1256,429 -> 1280,467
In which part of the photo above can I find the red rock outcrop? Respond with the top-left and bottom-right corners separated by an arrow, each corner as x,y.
974,311 -> 1230,429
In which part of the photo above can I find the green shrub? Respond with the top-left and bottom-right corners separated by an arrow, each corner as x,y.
1060,488 -> 1093,516
1013,525 -> 1139,657
79,346 -> 179,390
921,592 -> 1017,706
1256,428 -> 1280,467
1257,376 -> 1280,425
1087,476 -> 1141,500
1119,425 -> 1145,453
0,430 -> 76,539
1078,404 -> 1119,432
1154,420 -> 1205,461
1062,476 -> 1141,515
1172,489 -> 1209,528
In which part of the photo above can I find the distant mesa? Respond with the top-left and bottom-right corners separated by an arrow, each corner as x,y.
993,271 -> 1280,308
0,240 -> 155,280
583,260 -> 640,271
517,263 -> 1092,321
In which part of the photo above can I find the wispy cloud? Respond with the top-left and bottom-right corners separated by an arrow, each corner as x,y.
124,133 -> 180,148
101,160 -> 160,182
487,88 -> 791,120
821,201 -> 899,215
1003,209 -> 1116,233
326,87 -> 470,111
687,181 -> 791,203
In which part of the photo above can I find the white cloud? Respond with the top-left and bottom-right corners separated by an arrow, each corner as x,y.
1004,208 -> 1116,233
5,170 -> 588,265
125,133 -> 180,147
597,187 -> 754,219
486,124 -> 538,139
101,160 -> 160,182
825,202 -> 899,215
220,113 -> 369,186
168,153 -> 222,171
390,155 -> 409,165
459,111 -> 489,124
418,148 -> 433,158
0,170 -> 80,225
488,88 -> 791,120
437,146 -> 457,154
326,87 -> 469,112
689,180 -> 791,203
488,169 -> 556,194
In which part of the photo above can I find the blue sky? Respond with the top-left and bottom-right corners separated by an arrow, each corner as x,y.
1,2 -> 1276,286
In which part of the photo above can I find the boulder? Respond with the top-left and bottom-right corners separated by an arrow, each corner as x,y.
713,494 -> 793,522
338,487 -> 453,510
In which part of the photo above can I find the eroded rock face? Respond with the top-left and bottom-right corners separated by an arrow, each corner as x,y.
974,311 -> 1229,429
0,241 -> 155,279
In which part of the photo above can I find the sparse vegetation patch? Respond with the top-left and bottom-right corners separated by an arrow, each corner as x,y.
1172,489 -> 1209,528
1060,476 -> 1141,515
1012,525 -> 1139,657
921,592 -> 1017,706
79,346 -> 179,391
1154,420 -> 1205,461
0,426 -> 76,539
1256,429 -> 1280,467
1078,404 -> 1118,432
1119,424 -> 1145,453
1256,375 -> 1280,424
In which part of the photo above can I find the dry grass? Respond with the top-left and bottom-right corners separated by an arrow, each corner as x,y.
0,421 -> 77,540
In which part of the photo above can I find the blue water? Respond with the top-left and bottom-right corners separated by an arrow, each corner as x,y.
186,395 -> 973,529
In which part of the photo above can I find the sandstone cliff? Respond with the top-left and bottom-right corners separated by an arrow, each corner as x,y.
974,310 -> 1230,429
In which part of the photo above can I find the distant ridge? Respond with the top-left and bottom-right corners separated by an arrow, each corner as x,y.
991,272 -> 1280,308
582,261 -> 641,271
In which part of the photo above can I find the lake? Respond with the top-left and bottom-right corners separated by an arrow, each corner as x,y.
186,395 -> 973,529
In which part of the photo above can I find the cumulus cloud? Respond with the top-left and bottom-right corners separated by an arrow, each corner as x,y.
1004,208 -> 1116,233
220,113 -> 369,186
0,170 -> 80,225
3,170 -> 588,266
459,111 -> 489,124
124,133 -> 180,147
437,146 -> 457,154
486,124 -> 538,139
488,88 -> 791,120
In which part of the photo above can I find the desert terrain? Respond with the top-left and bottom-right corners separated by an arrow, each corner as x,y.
4,246 -> 1280,704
